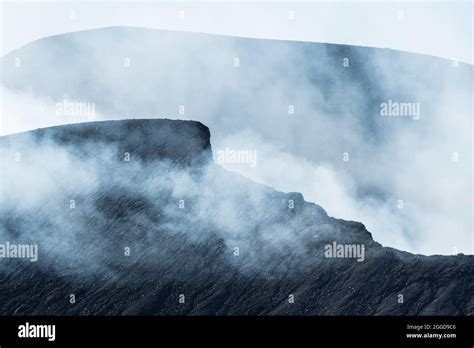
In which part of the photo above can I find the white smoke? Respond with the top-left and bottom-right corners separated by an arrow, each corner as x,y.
0,27 -> 471,255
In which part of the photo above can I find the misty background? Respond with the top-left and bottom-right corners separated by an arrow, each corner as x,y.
0,16 -> 472,256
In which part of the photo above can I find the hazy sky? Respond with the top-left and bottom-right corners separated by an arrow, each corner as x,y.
0,1 -> 472,63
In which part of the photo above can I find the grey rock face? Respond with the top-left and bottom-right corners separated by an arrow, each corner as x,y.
0,119 -> 472,315
0,119 -> 212,166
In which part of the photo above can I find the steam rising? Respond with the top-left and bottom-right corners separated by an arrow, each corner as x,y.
1,27 -> 472,255
1,130 -> 340,277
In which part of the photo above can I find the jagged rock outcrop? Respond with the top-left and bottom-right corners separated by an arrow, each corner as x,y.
0,120 -> 472,315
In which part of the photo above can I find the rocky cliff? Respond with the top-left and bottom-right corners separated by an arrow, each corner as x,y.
0,119 -> 472,315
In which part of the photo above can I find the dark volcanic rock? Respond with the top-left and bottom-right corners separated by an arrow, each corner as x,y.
0,119 -> 212,166
0,119 -> 472,315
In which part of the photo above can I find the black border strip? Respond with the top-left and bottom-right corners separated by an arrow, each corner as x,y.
0,316 -> 472,345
